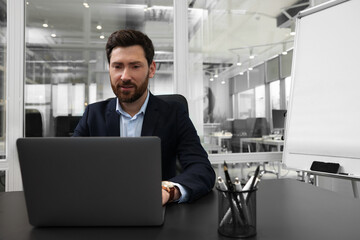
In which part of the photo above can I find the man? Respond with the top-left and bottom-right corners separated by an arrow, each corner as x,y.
73,29 -> 215,205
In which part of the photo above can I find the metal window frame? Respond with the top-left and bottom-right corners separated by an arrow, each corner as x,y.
5,0 -> 25,191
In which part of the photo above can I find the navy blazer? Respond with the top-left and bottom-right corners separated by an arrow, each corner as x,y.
73,93 -> 215,202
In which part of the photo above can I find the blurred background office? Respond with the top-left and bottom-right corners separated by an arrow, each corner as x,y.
0,0 -> 331,192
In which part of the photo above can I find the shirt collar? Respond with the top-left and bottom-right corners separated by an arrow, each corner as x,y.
116,90 -> 150,118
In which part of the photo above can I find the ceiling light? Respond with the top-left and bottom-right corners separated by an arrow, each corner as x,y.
42,20 -> 48,28
236,55 -> 242,66
83,1 -> 90,8
100,34 -> 105,39
221,80 -> 226,84
209,77 -> 214,82
248,67 -> 253,71
51,33 -> 56,38
214,74 -> 218,78
290,23 -> 296,36
239,72 -> 244,75
96,24 -> 102,30
249,48 -> 255,59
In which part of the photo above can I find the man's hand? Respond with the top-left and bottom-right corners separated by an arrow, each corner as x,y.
162,186 -> 181,205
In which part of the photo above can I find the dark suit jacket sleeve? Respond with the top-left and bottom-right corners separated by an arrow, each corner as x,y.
165,101 -> 216,202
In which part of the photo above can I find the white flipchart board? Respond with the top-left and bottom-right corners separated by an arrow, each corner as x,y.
283,0 -> 360,177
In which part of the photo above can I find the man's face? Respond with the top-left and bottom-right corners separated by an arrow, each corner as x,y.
109,45 -> 155,103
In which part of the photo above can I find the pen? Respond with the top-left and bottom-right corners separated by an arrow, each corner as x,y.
234,177 -> 245,205
245,165 -> 261,204
219,198 -> 244,227
217,176 -> 228,198
217,176 -> 233,226
234,178 -> 248,206
223,161 -> 248,226
218,176 -> 242,226
243,176 -> 254,191
217,176 -> 228,190
234,177 -> 251,225
222,163 -> 240,226
223,161 -> 235,191
234,177 -> 242,191
243,174 -> 261,191
242,176 -> 260,200
249,165 -> 260,190
219,208 -> 232,227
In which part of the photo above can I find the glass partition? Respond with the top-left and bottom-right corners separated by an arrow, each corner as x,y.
0,0 -> 5,158
188,0 -> 297,154
0,0 -> 6,191
25,0 -> 174,137
270,80 -> 280,110
25,0 -> 294,152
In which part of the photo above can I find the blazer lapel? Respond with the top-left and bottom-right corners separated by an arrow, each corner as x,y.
141,93 -> 160,136
105,98 -> 120,136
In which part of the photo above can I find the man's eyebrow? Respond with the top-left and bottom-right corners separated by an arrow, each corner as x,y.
111,61 -> 123,65
129,61 -> 144,65
111,61 -> 143,65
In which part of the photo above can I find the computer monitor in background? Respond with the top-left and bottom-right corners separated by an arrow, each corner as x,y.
272,109 -> 287,132
221,119 -> 233,133
54,116 -> 82,137
252,118 -> 269,137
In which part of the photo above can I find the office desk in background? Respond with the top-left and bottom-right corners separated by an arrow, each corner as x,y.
210,131 -> 233,147
240,137 -> 284,152
1,179 -> 360,240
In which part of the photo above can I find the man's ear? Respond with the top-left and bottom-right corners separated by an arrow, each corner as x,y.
149,61 -> 156,78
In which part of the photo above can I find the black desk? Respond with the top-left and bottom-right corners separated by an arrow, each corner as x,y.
1,179 -> 360,240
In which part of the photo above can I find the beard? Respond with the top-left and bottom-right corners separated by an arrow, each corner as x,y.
111,72 -> 149,103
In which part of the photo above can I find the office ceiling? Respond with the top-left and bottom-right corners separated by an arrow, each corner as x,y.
25,0 -> 311,74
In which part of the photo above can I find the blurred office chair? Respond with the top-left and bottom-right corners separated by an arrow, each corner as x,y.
251,117 -> 270,138
156,94 -> 189,116
156,94 -> 189,174
25,109 -> 43,137
54,116 -> 82,137
231,119 -> 248,153
221,120 -> 233,133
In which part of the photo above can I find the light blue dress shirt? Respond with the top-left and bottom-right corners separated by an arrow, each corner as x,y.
115,91 -> 189,203
116,92 -> 149,138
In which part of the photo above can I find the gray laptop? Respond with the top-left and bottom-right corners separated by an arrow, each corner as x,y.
17,137 -> 164,227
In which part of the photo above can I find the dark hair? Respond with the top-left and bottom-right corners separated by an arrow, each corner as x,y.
106,29 -> 154,66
